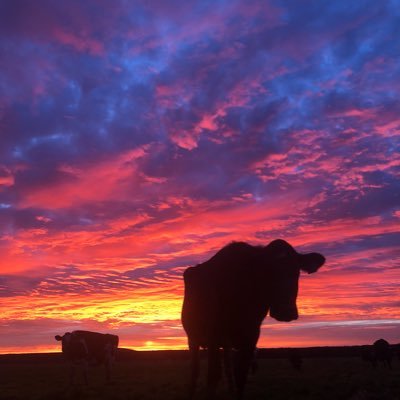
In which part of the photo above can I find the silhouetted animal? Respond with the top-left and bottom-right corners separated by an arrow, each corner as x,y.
182,239 -> 325,399
361,346 -> 376,368
55,330 -> 119,384
372,338 -> 392,369
250,348 -> 258,375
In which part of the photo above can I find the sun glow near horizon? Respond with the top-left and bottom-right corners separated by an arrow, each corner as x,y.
1,0 -> 400,354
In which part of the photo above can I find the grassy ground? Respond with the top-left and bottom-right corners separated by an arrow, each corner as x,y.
0,356 -> 399,400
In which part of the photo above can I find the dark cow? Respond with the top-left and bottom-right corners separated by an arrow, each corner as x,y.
361,346 -> 376,367
372,338 -> 392,369
181,239 -> 325,399
55,330 -> 119,384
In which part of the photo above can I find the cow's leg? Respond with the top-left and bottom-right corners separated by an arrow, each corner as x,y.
188,343 -> 200,399
250,349 -> 258,374
82,360 -> 88,385
105,346 -> 110,381
105,356 -> 114,382
69,363 -> 77,385
206,346 -> 221,400
223,347 -> 235,395
69,364 -> 74,385
234,347 -> 254,400
105,361 -> 111,381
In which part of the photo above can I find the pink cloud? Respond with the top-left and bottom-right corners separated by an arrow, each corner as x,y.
0,168 -> 14,187
19,146 -> 151,209
52,28 -> 104,56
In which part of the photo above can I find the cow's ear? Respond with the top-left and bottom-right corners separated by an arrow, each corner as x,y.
55,335 -> 63,341
300,253 -> 325,274
265,239 -> 294,261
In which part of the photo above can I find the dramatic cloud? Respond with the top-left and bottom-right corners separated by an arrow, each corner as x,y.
0,0 -> 399,352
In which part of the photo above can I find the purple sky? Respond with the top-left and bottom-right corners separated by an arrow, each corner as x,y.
0,0 -> 399,353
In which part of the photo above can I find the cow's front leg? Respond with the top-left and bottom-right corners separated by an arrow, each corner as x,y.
207,346 -> 221,400
69,363 -> 76,385
234,347 -> 254,400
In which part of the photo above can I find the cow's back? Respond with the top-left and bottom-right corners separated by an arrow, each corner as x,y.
72,331 -> 118,364
182,242 -> 268,348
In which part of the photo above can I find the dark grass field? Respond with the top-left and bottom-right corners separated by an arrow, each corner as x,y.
1,351 -> 399,400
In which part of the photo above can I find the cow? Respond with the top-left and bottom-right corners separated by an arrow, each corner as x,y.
361,346 -> 376,367
55,330 -> 119,384
181,239 -> 325,399
372,338 -> 393,369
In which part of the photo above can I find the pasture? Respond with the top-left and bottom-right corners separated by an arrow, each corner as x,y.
0,350 -> 399,400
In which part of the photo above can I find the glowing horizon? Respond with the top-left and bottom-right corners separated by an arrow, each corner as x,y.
1,0 -> 399,354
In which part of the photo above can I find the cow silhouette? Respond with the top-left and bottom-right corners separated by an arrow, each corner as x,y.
55,330 -> 119,384
181,239 -> 325,399
372,338 -> 392,369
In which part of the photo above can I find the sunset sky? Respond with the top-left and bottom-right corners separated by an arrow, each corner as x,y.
0,0 -> 399,354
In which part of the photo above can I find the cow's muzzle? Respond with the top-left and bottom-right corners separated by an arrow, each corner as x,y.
269,305 -> 298,322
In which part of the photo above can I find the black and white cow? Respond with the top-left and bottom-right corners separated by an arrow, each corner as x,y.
55,330 -> 119,384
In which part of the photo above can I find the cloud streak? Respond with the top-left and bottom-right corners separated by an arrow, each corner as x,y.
0,0 -> 399,352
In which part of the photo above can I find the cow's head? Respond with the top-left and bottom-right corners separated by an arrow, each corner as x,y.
55,332 -> 73,353
264,239 -> 325,322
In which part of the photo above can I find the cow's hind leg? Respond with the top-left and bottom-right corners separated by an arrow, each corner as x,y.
207,346 -> 221,400
188,343 -> 200,399
104,346 -> 115,383
223,347 -> 235,395
82,360 -> 88,385
105,359 -> 111,382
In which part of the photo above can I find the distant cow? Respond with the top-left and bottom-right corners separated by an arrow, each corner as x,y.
55,330 -> 119,384
182,239 -> 325,399
361,339 -> 393,369
372,338 -> 392,369
361,346 -> 376,367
